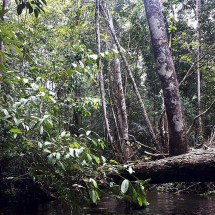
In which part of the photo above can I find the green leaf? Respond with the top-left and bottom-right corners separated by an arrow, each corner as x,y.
2,109 -> 9,117
34,9 -> 39,18
71,63 -> 77,68
90,190 -> 99,204
128,166 -> 134,174
89,54 -> 98,60
110,159 -> 119,164
47,154 -> 53,164
38,142 -> 43,148
44,148 -> 51,153
59,161 -> 66,171
17,4 -> 25,15
0,51 -> 6,64
39,125 -> 44,134
121,179 -> 129,193
31,83 -> 38,90
87,153 -> 92,162
10,45 -> 23,58
137,196 -> 143,206
93,155 -> 100,164
101,156 -> 106,163
56,152 -> 61,160
61,131 -> 66,137
26,2 -> 33,14
22,78 -> 29,84
40,0 -> 47,6
0,8 -> 9,18
9,128 -> 22,134
89,178 -> 98,188
86,130 -> 91,136
38,85 -> 45,92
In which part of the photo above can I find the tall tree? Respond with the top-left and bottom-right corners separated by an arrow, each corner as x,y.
195,0 -> 203,139
100,4 -> 161,151
107,9 -> 134,162
95,0 -> 113,145
0,0 -> 8,76
142,0 -> 187,156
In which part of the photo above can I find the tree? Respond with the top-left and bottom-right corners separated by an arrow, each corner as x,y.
95,0 -> 113,148
142,0 -> 187,156
0,0 -> 8,76
100,3 -> 161,151
104,6 -> 134,162
195,0 -> 203,139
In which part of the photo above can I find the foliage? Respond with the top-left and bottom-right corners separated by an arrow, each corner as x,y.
120,178 -> 149,207
0,0 -> 214,207
0,0 -> 149,206
16,0 -> 47,17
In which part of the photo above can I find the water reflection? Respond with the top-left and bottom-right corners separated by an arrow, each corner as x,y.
0,192 -> 214,215
145,192 -> 215,215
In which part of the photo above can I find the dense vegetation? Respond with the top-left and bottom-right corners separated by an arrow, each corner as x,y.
0,0 -> 214,207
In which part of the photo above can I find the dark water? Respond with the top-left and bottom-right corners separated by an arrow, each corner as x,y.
0,192 -> 214,215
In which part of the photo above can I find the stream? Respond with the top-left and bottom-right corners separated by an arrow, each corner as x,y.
0,192 -> 214,215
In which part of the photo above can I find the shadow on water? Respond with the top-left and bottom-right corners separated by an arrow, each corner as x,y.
0,192 -> 214,215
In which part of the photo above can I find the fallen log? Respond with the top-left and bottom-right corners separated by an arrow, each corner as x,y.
110,148 -> 215,183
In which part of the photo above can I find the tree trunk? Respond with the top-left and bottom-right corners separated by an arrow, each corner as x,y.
142,0 -> 187,156
105,8 -> 134,162
159,109 -> 169,153
100,4 -> 160,151
196,0 -> 203,140
110,148 -> 215,184
0,0 -> 8,76
95,0 -> 113,144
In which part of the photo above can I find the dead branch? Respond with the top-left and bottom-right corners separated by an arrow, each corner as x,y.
187,99 -> 215,135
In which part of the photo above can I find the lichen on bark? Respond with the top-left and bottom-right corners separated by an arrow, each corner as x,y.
143,0 -> 188,156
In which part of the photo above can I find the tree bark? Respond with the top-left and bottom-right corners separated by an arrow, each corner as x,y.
110,148 -> 215,184
95,0 -> 113,144
106,9 -> 134,162
142,0 -> 187,156
196,0 -> 203,138
100,4 -> 160,151
0,0 -> 8,76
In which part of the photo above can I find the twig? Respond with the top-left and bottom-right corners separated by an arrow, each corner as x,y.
175,182 -> 201,194
128,134 -> 158,153
179,55 -> 205,87
187,99 -> 215,135
144,151 -> 168,159
179,56 -> 214,87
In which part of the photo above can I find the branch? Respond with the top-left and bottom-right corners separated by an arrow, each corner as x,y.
187,99 -> 215,135
128,134 -> 158,153
179,55 -> 214,87
179,54 -> 205,87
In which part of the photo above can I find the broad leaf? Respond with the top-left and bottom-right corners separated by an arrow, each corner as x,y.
121,179 -> 129,193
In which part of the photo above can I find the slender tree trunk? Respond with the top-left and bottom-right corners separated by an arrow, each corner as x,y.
196,0 -> 203,140
72,87 -> 81,135
0,0 -> 8,76
143,0 -> 187,156
100,4 -> 160,151
159,99 -> 169,153
106,10 -> 134,162
95,0 -> 113,144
